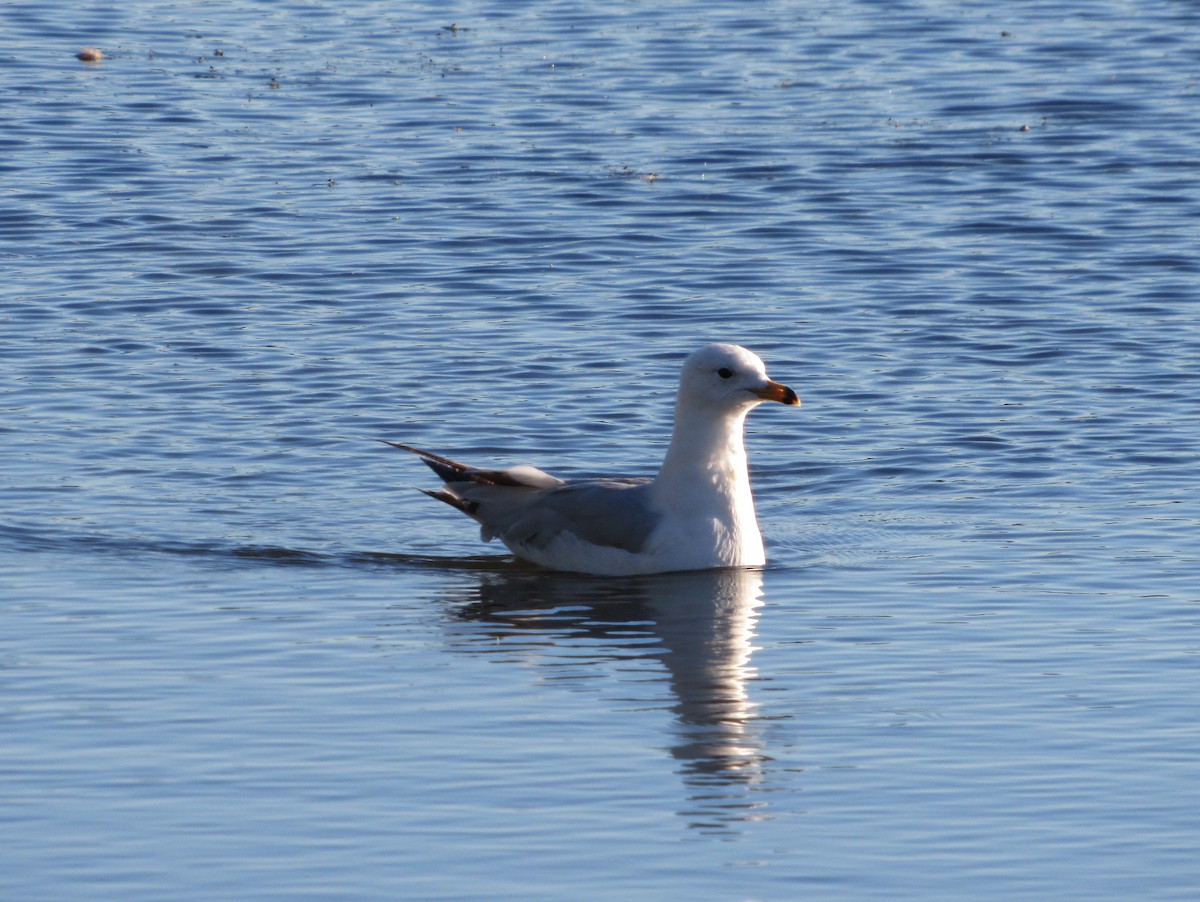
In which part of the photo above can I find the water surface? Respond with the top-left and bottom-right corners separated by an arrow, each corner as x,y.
2,0 -> 1199,898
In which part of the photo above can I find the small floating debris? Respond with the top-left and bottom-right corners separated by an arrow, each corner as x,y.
76,47 -> 104,63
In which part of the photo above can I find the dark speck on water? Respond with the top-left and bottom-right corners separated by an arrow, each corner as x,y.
2,0 -> 1198,899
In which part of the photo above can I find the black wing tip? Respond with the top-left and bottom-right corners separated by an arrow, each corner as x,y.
421,488 -> 478,515
380,439 -> 539,489
378,440 -> 472,480
376,439 -> 447,462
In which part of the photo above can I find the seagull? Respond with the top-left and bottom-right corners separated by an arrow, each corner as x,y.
383,343 -> 799,576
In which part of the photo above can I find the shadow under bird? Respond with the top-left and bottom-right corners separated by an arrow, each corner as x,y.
383,343 -> 799,576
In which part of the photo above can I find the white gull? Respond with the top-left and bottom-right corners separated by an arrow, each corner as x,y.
384,343 -> 799,576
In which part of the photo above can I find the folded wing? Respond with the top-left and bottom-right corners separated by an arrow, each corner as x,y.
383,442 -> 659,555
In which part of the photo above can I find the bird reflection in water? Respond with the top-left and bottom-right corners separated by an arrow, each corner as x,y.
441,566 -> 775,833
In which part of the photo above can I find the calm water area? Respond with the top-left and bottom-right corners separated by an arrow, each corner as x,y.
2,0 -> 1199,898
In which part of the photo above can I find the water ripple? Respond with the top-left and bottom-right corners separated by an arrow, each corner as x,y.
3,0 -> 1199,899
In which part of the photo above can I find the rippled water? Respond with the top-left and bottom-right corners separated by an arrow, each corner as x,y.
3,0 -> 1199,898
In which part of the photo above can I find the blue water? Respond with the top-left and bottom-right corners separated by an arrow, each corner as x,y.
3,0 -> 1199,898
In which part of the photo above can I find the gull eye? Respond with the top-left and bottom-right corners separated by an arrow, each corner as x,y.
717,367 -> 734,379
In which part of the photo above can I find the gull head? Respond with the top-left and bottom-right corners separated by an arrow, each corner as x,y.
677,343 -> 800,415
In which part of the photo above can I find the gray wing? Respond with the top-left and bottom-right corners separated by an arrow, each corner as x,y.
385,443 -> 660,554
494,478 -> 658,553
